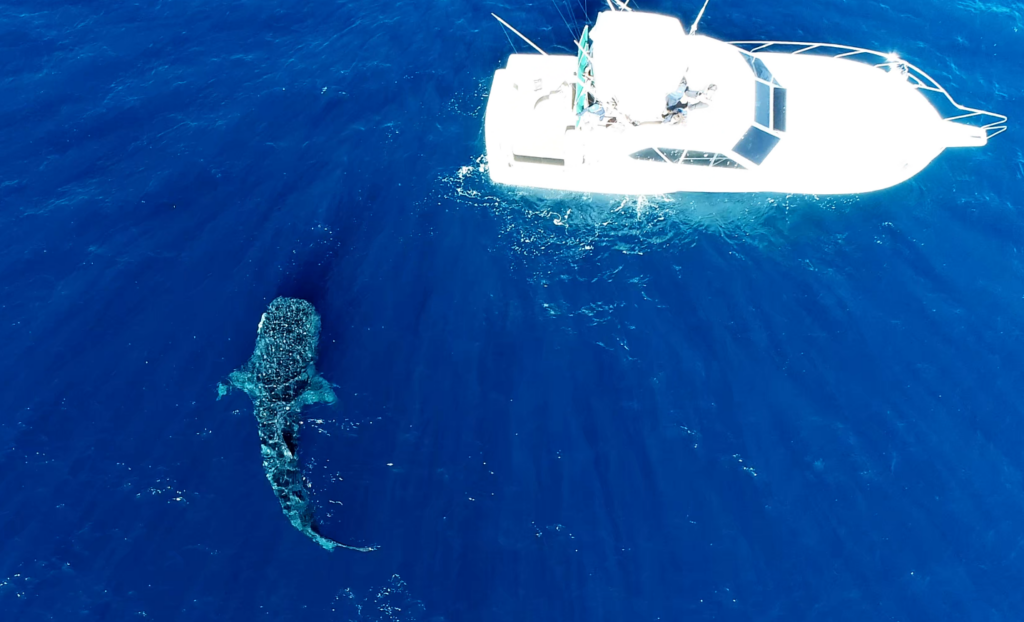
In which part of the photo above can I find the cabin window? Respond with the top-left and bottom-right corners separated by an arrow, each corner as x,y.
711,156 -> 744,169
741,53 -> 775,82
680,151 -> 717,165
755,81 -> 771,127
679,151 -> 744,168
742,52 -> 787,134
773,88 -> 787,132
733,126 -> 780,165
629,149 -> 745,169
629,148 -> 687,163
630,148 -> 674,163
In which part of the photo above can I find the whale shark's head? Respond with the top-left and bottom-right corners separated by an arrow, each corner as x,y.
249,297 -> 323,402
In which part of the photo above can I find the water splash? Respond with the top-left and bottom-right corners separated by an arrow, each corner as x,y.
440,156 -> 856,267
332,575 -> 427,622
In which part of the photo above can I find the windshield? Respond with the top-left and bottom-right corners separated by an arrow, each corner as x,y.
742,52 -> 787,137
741,52 -> 775,83
733,125 -> 781,165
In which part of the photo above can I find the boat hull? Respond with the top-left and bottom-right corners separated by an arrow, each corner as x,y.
484,46 -> 987,196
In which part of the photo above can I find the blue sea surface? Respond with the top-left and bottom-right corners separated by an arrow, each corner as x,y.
2,0 -> 1023,620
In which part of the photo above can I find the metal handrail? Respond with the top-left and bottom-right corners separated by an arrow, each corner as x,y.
730,40 -> 1008,139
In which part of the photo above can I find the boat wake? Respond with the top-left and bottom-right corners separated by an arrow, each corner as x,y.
440,156 -> 857,268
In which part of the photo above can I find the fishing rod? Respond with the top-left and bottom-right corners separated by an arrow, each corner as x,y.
690,0 -> 712,34
491,13 -> 548,55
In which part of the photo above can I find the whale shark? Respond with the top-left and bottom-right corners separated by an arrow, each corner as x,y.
217,296 -> 373,552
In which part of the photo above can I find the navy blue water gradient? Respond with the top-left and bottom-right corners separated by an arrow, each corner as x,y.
1,0 -> 1023,620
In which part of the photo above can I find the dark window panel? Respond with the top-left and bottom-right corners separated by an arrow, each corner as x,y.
733,126 -> 781,165
755,81 -> 771,127
741,53 -> 775,82
773,87 -> 787,132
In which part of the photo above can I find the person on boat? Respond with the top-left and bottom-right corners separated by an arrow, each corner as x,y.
580,98 -> 626,129
663,80 -> 717,123
580,102 -> 606,129
698,83 -> 717,104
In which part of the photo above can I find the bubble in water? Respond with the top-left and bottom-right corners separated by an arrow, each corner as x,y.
437,156 -> 858,268
332,575 -> 427,622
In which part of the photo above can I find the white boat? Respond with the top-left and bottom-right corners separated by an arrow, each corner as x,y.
483,4 -> 1006,195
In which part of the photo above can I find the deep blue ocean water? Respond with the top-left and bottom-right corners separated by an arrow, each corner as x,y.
2,0 -> 1023,620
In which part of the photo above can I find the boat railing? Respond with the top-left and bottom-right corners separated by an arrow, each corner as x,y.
730,41 -> 1007,140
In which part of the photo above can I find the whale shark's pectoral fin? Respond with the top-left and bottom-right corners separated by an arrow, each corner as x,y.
216,381 -> 232,401
294,369 -> 338,409
217,368 -> 262,403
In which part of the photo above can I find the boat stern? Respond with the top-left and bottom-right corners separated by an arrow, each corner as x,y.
483,67 -> 516,185
484,54 -> 579,188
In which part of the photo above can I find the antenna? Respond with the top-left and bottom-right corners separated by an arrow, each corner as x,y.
606,0 -> 632,10
690,0 -> 711,34
491,14 -> 548,55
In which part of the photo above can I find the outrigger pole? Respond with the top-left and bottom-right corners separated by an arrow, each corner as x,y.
491,14 -> 548,55
690,0 -> 712,34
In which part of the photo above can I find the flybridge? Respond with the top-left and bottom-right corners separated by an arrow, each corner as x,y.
483,4 -> 1006,195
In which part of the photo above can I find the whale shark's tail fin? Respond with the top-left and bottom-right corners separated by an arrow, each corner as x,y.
306,527 -> 377,553
333,541 -> 378,553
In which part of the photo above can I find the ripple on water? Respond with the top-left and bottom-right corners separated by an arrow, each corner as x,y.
439,156 -> 861,271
